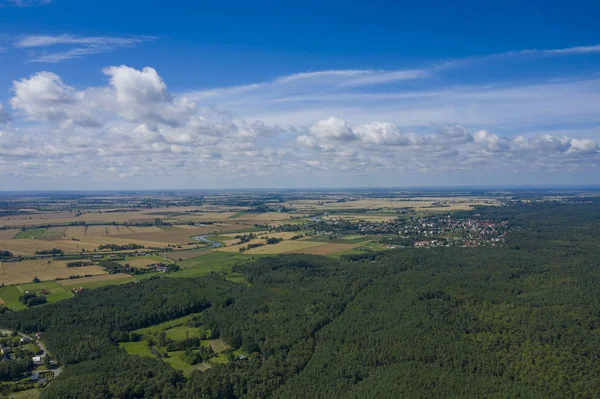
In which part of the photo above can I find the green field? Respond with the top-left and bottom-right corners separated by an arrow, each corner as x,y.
119,341 -> 153,357
134,314 -> 196,336
14,228 -> 46,239
303,234 -> 375,244
227,212 -> 246,219
164,325 -> 204,341
172,251 -> 254,278
59,276 -> 136,290
0,285 -> 25,309
162,351 -> 206,374
8,389 -> 41,399
0,281 -> 74,309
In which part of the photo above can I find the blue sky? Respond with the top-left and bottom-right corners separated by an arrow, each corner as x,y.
1,0 -> 600,189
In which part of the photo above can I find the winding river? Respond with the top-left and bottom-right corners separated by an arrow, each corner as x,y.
190,235 -> 222,249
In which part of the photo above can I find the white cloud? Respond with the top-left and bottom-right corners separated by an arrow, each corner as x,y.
13,35 -> 155,62
0,0 -> 50,6
0,104 -> 10,124
2,63 -> 600,188
308,117 -> 356,141
10,72 -> 100,127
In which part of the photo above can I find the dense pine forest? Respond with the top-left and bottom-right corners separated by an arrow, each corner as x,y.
2,202 -> 600,398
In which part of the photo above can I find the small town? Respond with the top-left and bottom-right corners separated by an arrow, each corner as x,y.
306,214 -> 510,248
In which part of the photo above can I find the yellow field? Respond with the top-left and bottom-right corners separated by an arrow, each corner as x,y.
174,212 -> 238,222
57,273 -> 132,287
64,226 -> 87,238
235,212 -> 293,221
0,229 -> 18,240
127,226 -> 164,233
84,225 -> 135,236
75,236 -> 175,249
0,259 -> 106,285
172,225 -> 201,230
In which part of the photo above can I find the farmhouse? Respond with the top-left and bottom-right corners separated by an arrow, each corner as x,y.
32,355 -> 43,365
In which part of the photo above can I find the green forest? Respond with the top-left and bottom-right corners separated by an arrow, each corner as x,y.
2,202 -> 600,398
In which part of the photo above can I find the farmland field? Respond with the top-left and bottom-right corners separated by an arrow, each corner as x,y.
0,259 -> 106,285
0,229 -> 19,240
14,228 -> 46,239
235,240 -> 326,255
0,238 -> 98,255
40,226 -> 67,238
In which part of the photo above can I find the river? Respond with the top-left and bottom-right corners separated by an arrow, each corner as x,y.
190,235 -> 222,249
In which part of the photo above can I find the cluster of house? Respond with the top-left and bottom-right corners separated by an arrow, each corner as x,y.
312,214 -> 510,248
1,333 -> 43,363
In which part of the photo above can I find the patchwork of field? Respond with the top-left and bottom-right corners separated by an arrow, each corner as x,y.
112,225 -> 239,244
0,259 -> 106,285
40,226 -> 67,238
0,238 -> 99,256
285,197 -> 500,213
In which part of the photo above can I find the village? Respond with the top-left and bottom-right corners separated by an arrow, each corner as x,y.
305,214 -> 510,248
0,329 -> 59,396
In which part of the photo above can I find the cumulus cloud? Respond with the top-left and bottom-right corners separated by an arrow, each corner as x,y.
103,66 -> 193,127
2,65 -> 600,188
10,72 -> 100,127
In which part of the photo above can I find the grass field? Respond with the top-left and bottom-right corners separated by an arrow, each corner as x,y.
122,317 -> 229,375
40,226 -> 67,238
236,240 -> 325,255
285,243 -> 361,255
120,341 -> 153,357
8,389 -> 41,399
164,325 -> 204,341
0,281 -> 74,309
0,285 -> 24,308
57,273 -> 133,288
14,228 -> 46,239
171,251 -> 255,279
